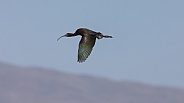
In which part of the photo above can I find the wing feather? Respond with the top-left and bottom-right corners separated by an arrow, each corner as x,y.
78,36 -> 96,63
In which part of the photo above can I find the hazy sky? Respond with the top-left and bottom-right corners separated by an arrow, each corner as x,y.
0,0 -> 184,88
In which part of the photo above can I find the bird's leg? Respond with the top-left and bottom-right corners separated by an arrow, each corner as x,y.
103,35 -> 113,38
96,32 -> 113,39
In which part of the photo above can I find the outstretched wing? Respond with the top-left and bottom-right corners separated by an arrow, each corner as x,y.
78,36 -> 96,63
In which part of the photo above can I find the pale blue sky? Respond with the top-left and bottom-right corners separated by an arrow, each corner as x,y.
0,0 -> 184,88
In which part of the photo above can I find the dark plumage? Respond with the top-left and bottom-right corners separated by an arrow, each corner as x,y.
57,28 -> 113,63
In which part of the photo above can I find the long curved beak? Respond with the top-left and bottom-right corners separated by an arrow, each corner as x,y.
57,35 -> 66,41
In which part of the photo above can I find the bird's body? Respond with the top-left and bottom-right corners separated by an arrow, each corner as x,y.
57,28 -> 112,63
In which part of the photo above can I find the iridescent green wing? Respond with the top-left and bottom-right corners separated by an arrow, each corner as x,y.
78,37 -> 96,63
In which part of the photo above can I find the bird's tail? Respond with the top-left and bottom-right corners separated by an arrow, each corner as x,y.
103,35 -> 113,38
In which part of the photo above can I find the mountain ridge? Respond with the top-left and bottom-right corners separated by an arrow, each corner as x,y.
0,62 -> 184,103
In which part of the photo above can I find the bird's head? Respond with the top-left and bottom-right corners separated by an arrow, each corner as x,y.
57,33 -> 74,41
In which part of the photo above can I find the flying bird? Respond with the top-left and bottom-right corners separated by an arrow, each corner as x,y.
57,28 -> 113,63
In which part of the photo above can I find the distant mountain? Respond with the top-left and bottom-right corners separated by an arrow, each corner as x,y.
0,62 -> 184,103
